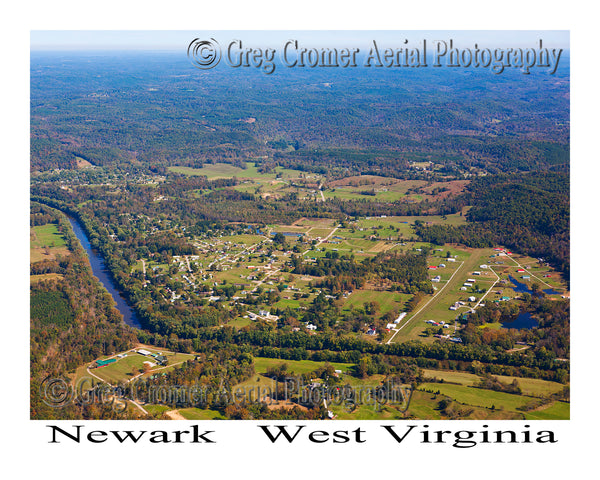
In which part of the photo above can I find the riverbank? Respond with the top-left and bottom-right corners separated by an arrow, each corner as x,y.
65,214 -> 141,329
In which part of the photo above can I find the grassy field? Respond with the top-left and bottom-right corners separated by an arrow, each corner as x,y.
252,357 -> 354,375
420,382 -> 533,411
522,401 -> 570,420
418,381 -> 568,419
177,408 -> 226,420
89,348 -> 195,384
143,404 -> 171,416
321,178 -> 467,204
30,223 -> 70,263
405,389 -> 523,420
31,223 -> 67,248
422,368 -> 566,397
342,289 -> 411,316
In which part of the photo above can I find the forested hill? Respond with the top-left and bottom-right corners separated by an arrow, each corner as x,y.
31,51 -> 569,175
414,172 -> 570,277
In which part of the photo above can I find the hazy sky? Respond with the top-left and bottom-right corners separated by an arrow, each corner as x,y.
31,30 -> 570,51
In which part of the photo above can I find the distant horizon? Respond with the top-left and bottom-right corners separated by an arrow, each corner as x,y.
30,30 -> 570,51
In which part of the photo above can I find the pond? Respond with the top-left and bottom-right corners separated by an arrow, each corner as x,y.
501,312 -> 538,330
508,275 -> 562,296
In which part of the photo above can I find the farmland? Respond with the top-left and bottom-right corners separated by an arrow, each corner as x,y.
83,351 -> 568,420
30,222 -> 70,263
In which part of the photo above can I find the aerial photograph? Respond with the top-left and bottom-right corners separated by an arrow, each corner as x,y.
30,30 -> 570,421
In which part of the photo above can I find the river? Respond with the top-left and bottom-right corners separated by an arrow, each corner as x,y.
66,215 -> 142,329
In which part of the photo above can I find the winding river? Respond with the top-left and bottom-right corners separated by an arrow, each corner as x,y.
66,215 -> 141,329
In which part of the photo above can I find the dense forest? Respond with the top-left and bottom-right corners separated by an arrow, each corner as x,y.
31,52 -> 569,176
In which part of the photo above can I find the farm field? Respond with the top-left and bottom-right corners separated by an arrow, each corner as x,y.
420,382 -> 544,413
168,164 -> 473,207
418,381 -> 569,420
421,368 -> 567,397
322,177 -> 469,203
252,357 -> 354,376
30,223 -> 70,262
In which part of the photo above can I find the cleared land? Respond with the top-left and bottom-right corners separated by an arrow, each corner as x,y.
87,347 -> 195,384
30,223 -> 70,263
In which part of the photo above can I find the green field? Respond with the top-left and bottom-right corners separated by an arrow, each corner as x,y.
89,348 -> 195,384
522,401 -> 570,420
177,408 -> 227,420
231,357 -> 355,401
422,368 -> 566,397
31,223 -> 67,248
252,357 -> 354,375
342,289 -> 411,316
143,404 -> 171,417
30,223 -> 70,263
419,382 -> 563,415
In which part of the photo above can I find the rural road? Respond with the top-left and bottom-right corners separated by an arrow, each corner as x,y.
386,260 -> 465,344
